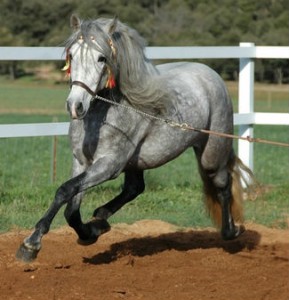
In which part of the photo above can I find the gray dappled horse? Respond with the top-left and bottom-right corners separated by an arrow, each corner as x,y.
17,16 -> 253,262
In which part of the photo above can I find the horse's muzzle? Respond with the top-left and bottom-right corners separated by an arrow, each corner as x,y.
67,100 -> 86,119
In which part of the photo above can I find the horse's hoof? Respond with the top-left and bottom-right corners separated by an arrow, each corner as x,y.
77,218 -> 111,246
77,237 -> 100,246
16,243 -> 40,263
222,225 -> 245,240
236,224 -> 245,237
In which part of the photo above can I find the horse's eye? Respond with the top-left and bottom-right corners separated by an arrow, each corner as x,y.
98,56 -> 107,63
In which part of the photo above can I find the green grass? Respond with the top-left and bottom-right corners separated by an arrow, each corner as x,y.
227,81 -> 289,112
0,79 -> 288,232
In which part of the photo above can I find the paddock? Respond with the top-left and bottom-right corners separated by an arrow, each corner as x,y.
0,45 -> 288,299
0,220 -> 288,300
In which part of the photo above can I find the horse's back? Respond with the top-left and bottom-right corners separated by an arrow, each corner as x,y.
156,61 -> 233,125
157,62 -> 228,96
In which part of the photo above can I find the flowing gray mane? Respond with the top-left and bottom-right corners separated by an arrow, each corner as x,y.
65,17 -> 167,113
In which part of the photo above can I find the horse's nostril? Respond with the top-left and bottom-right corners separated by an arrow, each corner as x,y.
67,100 -> 85,119
76,102 -> 83,114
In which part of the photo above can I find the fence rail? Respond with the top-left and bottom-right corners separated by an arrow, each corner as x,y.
1,44 -> 289,170
1,45 -> 289,60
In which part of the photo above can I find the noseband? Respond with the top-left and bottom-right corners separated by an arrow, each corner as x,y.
71,80 -> 98,97
70,64 -> 116,98
70,62 -> 107,98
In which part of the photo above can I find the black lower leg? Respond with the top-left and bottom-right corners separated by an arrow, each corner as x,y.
217,174 -> 244,240
73,170 -> 144,245
93,170 -> 145,220
16,174 -> 85,262
16,191 -> 69,262
64,194 -> 110,245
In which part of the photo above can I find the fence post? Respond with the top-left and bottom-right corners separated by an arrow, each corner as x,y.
238,42 -> 255,171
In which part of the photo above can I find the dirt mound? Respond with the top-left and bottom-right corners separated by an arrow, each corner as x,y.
0,220 -> 288,300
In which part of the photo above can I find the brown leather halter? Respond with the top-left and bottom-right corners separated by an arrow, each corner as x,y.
70,64 -> 107,98
70,80 -> 98,97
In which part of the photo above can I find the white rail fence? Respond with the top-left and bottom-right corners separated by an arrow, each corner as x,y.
0,43 -> 289,171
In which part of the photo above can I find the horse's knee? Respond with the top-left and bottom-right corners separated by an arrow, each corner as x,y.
64,208 -> 81,227
64,193 -> 83,226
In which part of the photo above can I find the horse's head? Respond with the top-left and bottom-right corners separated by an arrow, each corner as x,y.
64,15 -> 165,119
64,15 -> 118,119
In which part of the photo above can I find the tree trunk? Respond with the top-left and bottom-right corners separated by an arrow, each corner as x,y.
274,68 -> 283,85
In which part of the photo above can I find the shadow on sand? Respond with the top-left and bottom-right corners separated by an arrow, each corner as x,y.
83,228 -> 261,265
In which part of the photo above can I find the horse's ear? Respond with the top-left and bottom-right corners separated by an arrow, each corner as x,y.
108,16 -> 118,35
70,14 -> 81,31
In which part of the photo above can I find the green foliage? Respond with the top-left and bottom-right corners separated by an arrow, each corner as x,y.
0,0 -> 288,82
0,0 -> 76,46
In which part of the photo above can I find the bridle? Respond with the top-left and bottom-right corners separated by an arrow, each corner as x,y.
66,37 -> 117,99
71,80 -> 99,97
70,63 -> 107,98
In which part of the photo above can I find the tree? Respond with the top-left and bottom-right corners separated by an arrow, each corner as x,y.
0,0 -> 288,82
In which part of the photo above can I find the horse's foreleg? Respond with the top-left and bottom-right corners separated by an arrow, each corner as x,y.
63,158 -> 87,240
16,158 -> 118,262
62,157 -> 111,244
64,190 -> 111,245
74,169 -> 145,245
16,173 -> 86,262
93,169 -> 145,219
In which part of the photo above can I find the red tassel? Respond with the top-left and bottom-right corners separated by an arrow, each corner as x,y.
106,68 -> 116,89
108,76 -> 116,89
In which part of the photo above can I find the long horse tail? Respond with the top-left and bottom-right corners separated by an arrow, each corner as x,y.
202,152 -> 255,228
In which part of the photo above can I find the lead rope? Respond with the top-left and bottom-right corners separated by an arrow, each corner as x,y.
94,94 -> 289,148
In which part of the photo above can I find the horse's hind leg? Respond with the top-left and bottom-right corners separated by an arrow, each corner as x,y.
214,171 -> 245,240
195,138 -> 244,240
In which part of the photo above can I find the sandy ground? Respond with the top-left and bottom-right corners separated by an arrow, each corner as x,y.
0,220 -> 288,300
